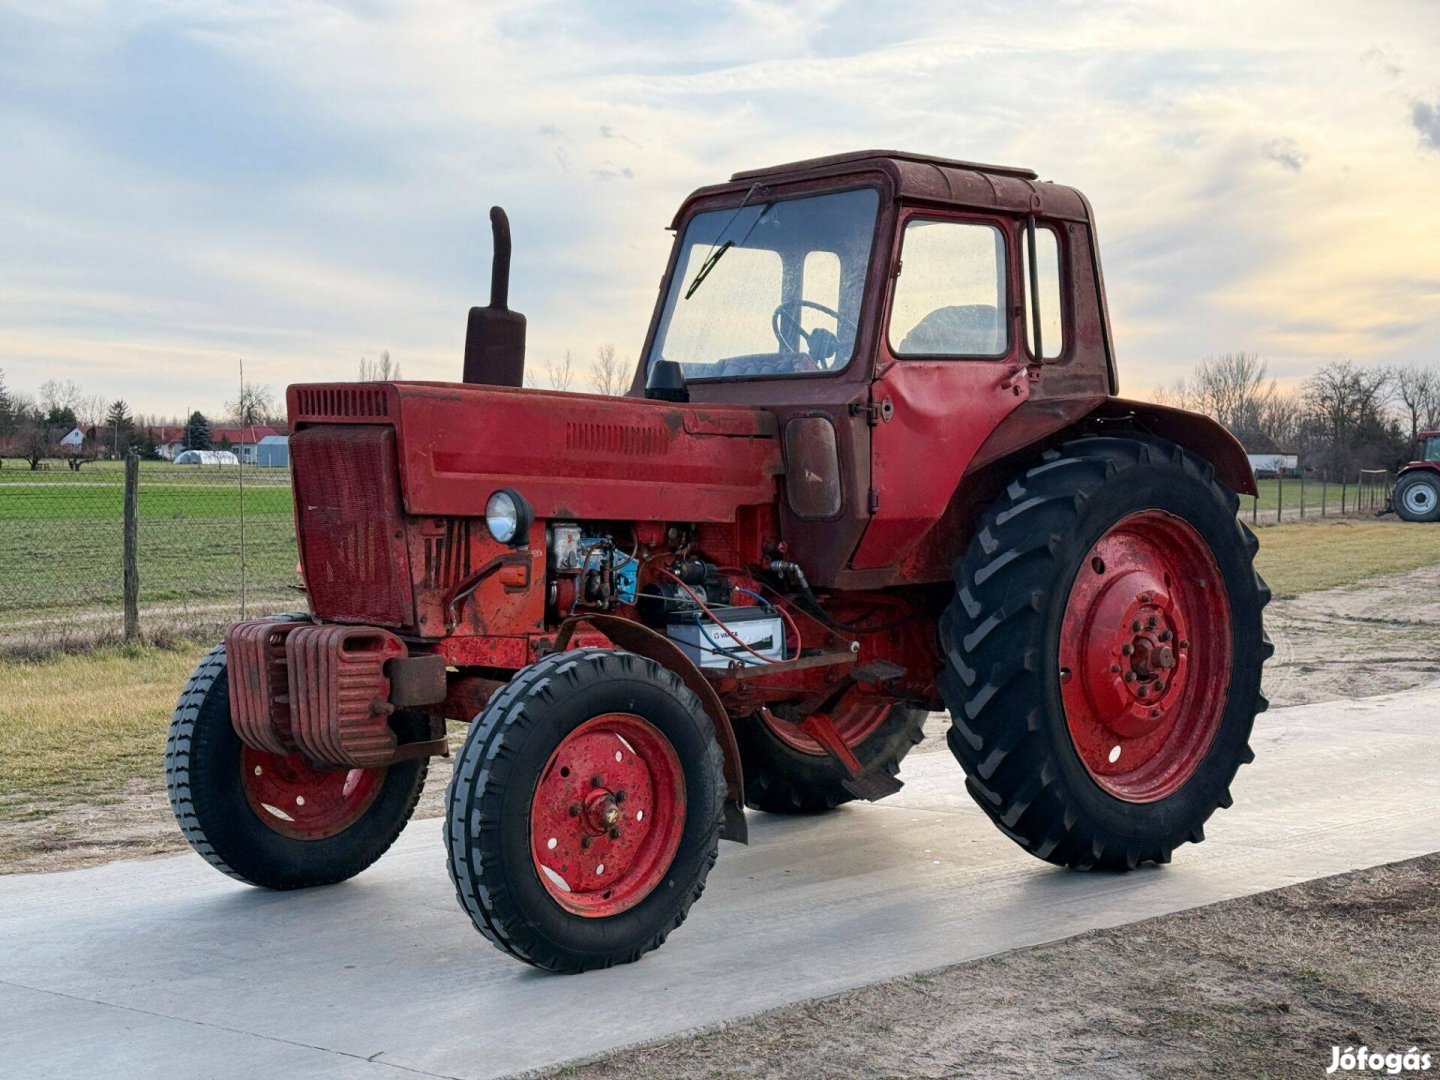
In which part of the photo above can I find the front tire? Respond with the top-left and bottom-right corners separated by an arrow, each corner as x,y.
165,642 -> 428,889
1394,471 -> 1440,522
445,648 -> 725,973
939,436 -> 1271,870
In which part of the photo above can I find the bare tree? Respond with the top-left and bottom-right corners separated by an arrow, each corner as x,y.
1393,364 -> 1440,443
590,344 -> 627,395
545,351 -> 574,392
1156,352 -> 1289,448
358,350 -> 401,381
37,378 -> 81,417
1298,361 -> 1402,473
227,381 -> 277,427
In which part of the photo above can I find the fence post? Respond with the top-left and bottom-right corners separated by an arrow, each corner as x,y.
1322,473 -> 1328,517
123,451 -> 140,641
1276,472 -> 1283,525
1299,473 -> 1306,520
1341,476 -> 1348,514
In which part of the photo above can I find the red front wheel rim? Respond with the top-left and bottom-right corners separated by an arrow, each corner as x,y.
530,713 -> 686,918
240,747 -> 384,840
1059,510 -> 1231,803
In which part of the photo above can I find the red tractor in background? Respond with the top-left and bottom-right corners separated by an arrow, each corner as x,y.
1392,432 -> 1440,521
166,151 -> 1271,973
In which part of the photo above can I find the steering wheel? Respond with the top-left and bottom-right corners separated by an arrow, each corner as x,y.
771,300 -> 853,370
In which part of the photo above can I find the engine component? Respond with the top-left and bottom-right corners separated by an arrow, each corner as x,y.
666,606 -> 785,669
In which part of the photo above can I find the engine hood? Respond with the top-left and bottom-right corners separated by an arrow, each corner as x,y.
288,381 -> 783,523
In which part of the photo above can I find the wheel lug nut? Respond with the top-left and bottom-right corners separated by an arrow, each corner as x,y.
1125,672 -> 1137,683
608,827 -> 621,840
1179,639 -> 1190,649
581,835 -> 593,850
1158,630 -> 1172,642
1110,664 -> 1120,674
1150,708 -> 1160,718
1139,593 -> 1151,604
1138,685 -> 1148,697
1131,620 -> 1142,632
1121,644 -> 1134,656
591,775 -> 604,788
1147,615 -> 1158,628
568,803 -> 582,817
614,789 -> 627,804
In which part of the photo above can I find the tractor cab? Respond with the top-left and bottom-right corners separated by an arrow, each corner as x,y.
1416,432 -> 1440,463
632,151 -> 1123,589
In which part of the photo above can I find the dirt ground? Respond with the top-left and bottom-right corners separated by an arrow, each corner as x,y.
7,558 -> 1440,875
543,854 -> 1440,1080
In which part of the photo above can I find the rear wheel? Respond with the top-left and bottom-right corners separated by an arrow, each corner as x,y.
165,643 -> 428,889
738,702 -> 928,813
1394,471 -> 1440,522
939,435 -> 1271,870
445,648 -> 725,972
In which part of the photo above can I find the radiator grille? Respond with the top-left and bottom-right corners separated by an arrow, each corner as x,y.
565,421 -> 667,456
294,386 -> 390,420
291,426 -> 414,627
422,518 -> 475,588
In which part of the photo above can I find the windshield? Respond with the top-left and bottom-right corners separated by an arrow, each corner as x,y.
647,188 -> 879,380
1424,437 -> 1440,462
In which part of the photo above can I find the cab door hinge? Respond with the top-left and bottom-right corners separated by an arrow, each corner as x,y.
867,488 -> 881,513
849,400 -> 880,427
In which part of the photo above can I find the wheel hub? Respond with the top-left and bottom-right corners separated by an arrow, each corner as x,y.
530,713 -> 685,917
1059,511 -> 1230,803
239,746 -> 384,840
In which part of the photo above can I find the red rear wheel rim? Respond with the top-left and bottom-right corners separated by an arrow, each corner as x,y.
240,747 -> 384,840
530,713 -> 686,918
761,700 -> 892,755
1059,510 -> 1231,803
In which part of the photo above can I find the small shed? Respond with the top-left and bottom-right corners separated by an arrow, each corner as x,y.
255,435 -> 290,467
173,449 -> 240,466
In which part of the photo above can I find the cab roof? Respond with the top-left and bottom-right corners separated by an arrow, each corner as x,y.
673,149 -> 1092,227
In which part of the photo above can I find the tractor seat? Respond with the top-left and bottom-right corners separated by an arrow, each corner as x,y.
897,304 -> 1003,357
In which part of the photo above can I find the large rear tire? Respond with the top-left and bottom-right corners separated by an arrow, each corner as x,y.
1394,471 -> 1440,522
445,648 -> 725,973
939,435 -> 1271,870
165,642 -> 428,889
737,703 -> 928,813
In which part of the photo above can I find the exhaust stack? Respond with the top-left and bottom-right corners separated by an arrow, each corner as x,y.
462,206 -> 527,387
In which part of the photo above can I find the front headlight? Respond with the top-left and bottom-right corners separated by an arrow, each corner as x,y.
485,488 -> 531,546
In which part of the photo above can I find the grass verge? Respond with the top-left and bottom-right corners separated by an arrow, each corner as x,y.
1253,517 -> 1440,596
0,641 -> 206,820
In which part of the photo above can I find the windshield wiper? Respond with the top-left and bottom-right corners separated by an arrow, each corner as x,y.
682,186 -> 771,300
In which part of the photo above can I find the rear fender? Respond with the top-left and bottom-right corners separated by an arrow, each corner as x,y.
554,613 -> 748,845
968,394 -> 1256,497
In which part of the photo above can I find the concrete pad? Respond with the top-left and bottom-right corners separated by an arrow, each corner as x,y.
3,689 -> 1438,1079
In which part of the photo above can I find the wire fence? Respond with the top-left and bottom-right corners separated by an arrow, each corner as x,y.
0,455 -> 299,655
0,454 -> 1400,656
1244,469 -> 1392,527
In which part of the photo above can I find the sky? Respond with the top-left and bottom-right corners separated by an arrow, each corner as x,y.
1,0 -> 1438,418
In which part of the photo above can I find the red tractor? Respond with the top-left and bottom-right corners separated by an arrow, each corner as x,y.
166,151 -> 1271,972
1392,432 -> 1440,521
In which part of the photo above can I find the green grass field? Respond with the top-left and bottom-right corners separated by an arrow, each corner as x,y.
1244,474 -> 1390,518
0,461 -> 297,625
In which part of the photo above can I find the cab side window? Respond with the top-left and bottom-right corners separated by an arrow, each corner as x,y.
1022,225 -> 1064,360
889,220 -> 1008,358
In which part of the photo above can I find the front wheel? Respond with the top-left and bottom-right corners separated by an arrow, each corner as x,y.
165,643 -> 428,889
939,436 -> 1271,870
1394,471 -> 1440,522
445,648 -> 725,972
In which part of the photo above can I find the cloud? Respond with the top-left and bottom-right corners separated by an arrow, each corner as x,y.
1,0 -> 1438,411
1262,137 -> 1307,172
1412,99 -> 1440,151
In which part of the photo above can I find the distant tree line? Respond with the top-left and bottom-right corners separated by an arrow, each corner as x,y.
1154,353 -> 1438,476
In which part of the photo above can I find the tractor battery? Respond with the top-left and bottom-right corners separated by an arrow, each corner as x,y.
665,607 -> 785,669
